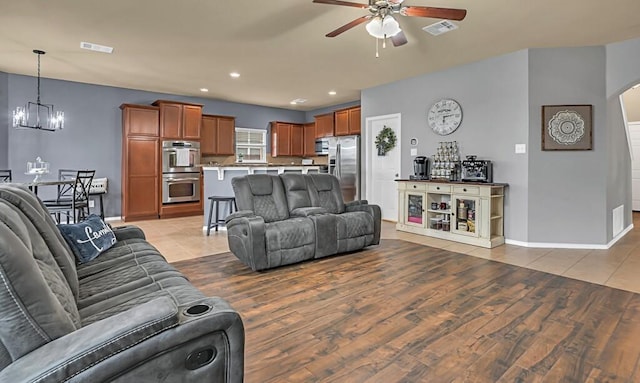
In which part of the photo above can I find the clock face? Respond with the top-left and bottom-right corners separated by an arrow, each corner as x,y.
428,99 -> 463,135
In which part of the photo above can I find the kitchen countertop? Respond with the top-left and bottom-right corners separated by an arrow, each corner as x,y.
202,164 -> 327,180
202,163 -> 326,168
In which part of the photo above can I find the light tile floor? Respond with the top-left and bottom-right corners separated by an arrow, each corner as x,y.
113,213 -> 640,294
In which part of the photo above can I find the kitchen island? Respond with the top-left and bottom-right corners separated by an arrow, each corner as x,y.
201,164 -> 327,229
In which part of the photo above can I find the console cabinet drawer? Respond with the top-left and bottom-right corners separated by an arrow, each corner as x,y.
428,184 -> 451,193
453,185 -> 480,195
406,182 -> 427,191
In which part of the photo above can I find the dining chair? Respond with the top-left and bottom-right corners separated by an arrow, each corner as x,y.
0,170 -> 11,182
43,169 -> 95,224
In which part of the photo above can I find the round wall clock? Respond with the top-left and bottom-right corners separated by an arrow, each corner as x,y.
428,98 -> 463,136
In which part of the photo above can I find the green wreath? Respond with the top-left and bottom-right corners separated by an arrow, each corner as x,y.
375,126 -> 397,156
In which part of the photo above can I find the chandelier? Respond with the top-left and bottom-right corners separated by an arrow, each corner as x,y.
12,50 -> 64,131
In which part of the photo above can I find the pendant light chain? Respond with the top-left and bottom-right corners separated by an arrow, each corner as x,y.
36,52 -> 41,105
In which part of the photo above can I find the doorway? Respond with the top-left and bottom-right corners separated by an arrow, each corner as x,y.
622,86 -> 640,210
365,113 -> 401,221
628,122 -> 640,210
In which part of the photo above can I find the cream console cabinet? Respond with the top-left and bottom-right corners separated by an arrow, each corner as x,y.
396,180 -> 506,248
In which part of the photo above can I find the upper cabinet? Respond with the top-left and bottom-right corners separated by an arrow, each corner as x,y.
201,114 -> 236,155
271,121 -> 304,157
314,113 -> 334,138
152,100 -> 203,140
334,106 -> 361,136
121,104 -> 159,137
290,124 -> 304,156
303,122 -> 316,157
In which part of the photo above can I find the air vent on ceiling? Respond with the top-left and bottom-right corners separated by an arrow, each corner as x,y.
80,42 -> 114,54
422,20 -> 458,36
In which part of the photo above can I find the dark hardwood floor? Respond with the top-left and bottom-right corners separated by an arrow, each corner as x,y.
173,239 -> 640,383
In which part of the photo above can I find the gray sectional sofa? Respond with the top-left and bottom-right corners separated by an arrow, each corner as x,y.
0,184 -> 244,382
226,173 -> 381,271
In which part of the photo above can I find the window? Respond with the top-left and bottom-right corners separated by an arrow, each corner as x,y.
235,128 -> 266,163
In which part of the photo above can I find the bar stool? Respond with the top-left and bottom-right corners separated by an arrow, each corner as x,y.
206,196 -> 237,235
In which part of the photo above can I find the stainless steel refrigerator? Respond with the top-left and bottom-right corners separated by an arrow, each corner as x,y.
328,135 -> 360,202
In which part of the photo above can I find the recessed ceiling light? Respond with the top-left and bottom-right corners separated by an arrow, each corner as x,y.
200,88 -> 209,92
329,91 -> 337,96
230,72 -> 240,78
290,98 -> 307,105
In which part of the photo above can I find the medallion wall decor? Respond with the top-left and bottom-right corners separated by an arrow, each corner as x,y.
542,104 -> 592,151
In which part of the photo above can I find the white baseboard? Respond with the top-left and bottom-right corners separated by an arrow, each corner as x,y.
505,223 -> 634,250
104,216 -> 123,222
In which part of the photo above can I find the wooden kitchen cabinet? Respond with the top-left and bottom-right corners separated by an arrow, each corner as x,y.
303,122 -> 316,156
290,124 -> 304,156
335,106 -> 361,136
314,113 -> 334,138
152,100 -> 203,140
271,121 -> 304,157
348,106 -> 361,135
201,114 -> 235,155
120,104 -> 160,221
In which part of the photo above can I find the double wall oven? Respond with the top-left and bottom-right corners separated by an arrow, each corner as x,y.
162,140 -> 201,204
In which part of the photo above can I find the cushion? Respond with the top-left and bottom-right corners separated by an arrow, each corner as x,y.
58,215 -> 117,264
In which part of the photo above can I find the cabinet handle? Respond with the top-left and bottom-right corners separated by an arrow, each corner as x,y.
437,186 -> 440,190
463,188 -> 467,192
413,185 -> 416,188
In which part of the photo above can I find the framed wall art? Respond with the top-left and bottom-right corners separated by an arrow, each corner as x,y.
542,104 -> 592,151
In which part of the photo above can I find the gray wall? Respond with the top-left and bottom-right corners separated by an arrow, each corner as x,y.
361,50 -> 530,242
606,37 -> 640,98
527,47 -> 607,244
0,72 -> 7,168
6,75 -> 306,217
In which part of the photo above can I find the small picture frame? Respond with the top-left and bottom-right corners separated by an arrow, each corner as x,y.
542,104 -> 592,151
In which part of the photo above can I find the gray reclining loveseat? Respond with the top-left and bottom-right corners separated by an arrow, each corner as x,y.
0,184 -> 244,382
226,173 -> 381,271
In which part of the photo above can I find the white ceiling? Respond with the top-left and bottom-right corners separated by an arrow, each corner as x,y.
2,0 -> 640,111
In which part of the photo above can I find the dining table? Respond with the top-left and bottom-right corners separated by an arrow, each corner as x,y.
22,178 -> 75,196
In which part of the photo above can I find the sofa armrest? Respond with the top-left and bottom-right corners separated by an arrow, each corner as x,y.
345,200 -> 368,208
226,213 -> 269,271
0,296 -> 244,383
291,207 -> 327,217
111,225 -> 146,241
346,203 -> 382,245
225,210 -> 256,223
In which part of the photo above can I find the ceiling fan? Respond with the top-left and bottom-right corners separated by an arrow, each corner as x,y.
313,0 -> 467,48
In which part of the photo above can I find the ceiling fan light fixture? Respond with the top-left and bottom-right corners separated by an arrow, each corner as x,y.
365,15 -> 402,39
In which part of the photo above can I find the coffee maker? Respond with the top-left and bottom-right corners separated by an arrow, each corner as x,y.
410,156 -> 429,180
461,155 -> 493,183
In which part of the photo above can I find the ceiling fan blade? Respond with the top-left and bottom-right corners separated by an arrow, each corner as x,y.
402,6 -> 467,21
326,15 -> 371,37
312,0 -> 368,9
391,31 -> 408,47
